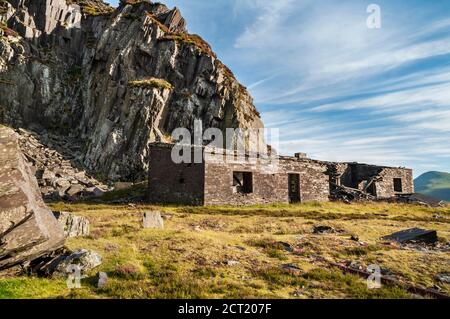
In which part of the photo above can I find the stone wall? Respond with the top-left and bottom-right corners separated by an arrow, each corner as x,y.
148,144 -> 205,205
147,144 -> 413,206
204,154 -> 330,206
281,158 -> 330,202
148,145 -> 330,206
204,153 -> 287,206
332,163 -> 414,198
373,167 -> 414,198
203,156 -> 330,206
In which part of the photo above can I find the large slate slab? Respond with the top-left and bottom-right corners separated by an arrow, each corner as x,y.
382,228 -> 438,244
143,211 -> 164,229
0,125 -> 65,270
53,211 -> 90,238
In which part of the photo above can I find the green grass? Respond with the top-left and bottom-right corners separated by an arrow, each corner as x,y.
247,238 -> 290,260
301,268 -> 412,299
159,33 -> 216,57
66,0 -> 114,16
344,245 -> 385,257
0,277 -> 68,299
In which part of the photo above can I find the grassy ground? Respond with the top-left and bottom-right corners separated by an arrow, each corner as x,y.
0,201 -> 449,299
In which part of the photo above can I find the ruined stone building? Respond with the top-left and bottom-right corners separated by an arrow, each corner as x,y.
148,143 -> 414,206
0,0 -> 415,207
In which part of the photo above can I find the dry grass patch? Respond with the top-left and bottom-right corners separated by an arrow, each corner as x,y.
0,201 -> 448,299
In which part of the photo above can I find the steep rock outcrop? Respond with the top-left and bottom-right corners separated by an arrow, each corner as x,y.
0,125 -> 65,270
0,0 -> 264,181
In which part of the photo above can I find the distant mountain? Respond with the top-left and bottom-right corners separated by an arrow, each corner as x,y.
414,171 -> 450,202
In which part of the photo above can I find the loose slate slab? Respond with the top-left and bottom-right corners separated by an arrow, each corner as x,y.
382,228 -> 438,244
29,249 -> 102,277
313,225 -> 336,234
53,211 -> 90,238
143,211 -> 164,229
97,271 -> 108,288
281,263 -> 302,276
0,126 -> 65,270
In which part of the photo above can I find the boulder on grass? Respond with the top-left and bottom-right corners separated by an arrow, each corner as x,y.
29,249 -> 102,277
382,228 -> 438,244
143,211 -> 164,229
97,271 -> 108,288
53,211 -> 90,238
313,225 -> 335,234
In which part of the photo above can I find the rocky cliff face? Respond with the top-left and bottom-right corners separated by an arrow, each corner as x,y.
0,0 -> 264,181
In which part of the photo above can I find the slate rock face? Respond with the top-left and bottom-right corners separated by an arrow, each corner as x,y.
0,125 -> 65,270
0,0 -> 265,182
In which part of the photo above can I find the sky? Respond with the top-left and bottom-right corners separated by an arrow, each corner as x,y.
107,0 -> 450,177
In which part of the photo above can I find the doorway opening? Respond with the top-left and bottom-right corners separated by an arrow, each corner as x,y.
288,174 -> 300,203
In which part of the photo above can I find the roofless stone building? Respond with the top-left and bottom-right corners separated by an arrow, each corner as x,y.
148,143 -> 414,206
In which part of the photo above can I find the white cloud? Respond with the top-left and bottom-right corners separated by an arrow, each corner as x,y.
234,0 -> 297,49
233,1 -> 450,106
117,0 -> 450,175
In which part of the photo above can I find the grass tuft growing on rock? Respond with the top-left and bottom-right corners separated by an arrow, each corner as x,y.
66,0 -> 113,16
128,77 -> 173,90
0,21 -> 18,38
159,33 -> 216,58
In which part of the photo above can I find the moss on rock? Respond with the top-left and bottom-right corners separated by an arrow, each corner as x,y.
128,77 -> 173,90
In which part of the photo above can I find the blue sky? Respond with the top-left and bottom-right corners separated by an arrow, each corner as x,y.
107,1 -> 450,177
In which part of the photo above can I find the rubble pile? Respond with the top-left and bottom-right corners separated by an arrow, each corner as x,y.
331,183 -> 446,208
330,184 -> 376,202
394,193 -> 446,207
16,128 -> 108,201
382,228 -> 449,253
